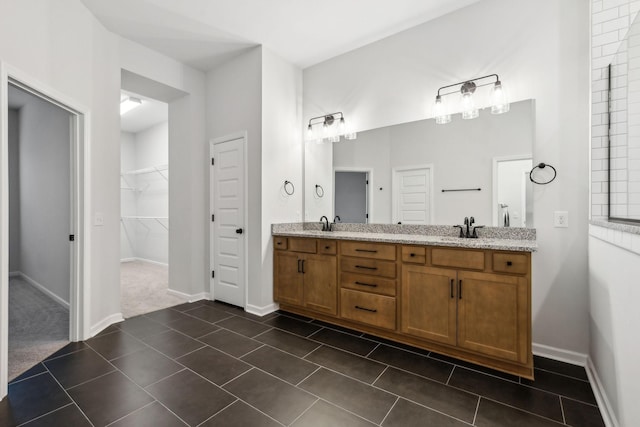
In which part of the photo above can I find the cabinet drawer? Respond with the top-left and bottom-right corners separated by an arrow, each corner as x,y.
340,272 -> 396,296
492,252 -> 528,275
289,238 -> 317,253
340,289 -> 396,330
340,257 -> 397,278
340,241 -> 396,260
318,240 -> 337,255
274,236 -> 288,250
431,248 -> 484,270
402,246 -> 426,264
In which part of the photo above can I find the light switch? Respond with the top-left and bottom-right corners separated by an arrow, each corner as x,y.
554,211 -> 568,228
94,212 -> 104,226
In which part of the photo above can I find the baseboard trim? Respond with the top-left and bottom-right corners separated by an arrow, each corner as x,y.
246,303 -> 279,317
134,257 -> 169,267
119,258 -> 136,263
14,272 -> 70,310
586,357 -> 619,427
89,313 -> 124,338
532,343 -> 588,366
166,289 -> 209,303
8,271 -> 20,277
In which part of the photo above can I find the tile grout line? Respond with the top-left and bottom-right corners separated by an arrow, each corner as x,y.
371,365 -> 389,385
472,396 -> 481,426
559,395 -> 567,425
39,364 -> 95,427
219,367 -> 255,389
14,402 -> 78,427
194,398 -> 239,427
103,400 -> 159,427
379,396 -> 400,426
364,342 -> 381,358
286,398 -> 319,427
446,365 -> 456,385
295,366 -> 322,387
476,395 -> 569,426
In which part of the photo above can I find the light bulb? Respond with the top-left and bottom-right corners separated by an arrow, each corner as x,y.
490,80 -> 510,114
307,124 -> 314,140
461,91 -> 478,120
345,132 -> 357,140
434,95 -> 451,124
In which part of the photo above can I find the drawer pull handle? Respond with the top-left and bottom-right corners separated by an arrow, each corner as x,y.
458,280 -> 462,300
355,249 -> 378,253
277,242 -> 282,245
506,261 -> 513,266
325,245 -> 330,249
355,265 -> 378,270
297,259 -> 301,273
450,279 -> 454,298
355,305 -> 377,313
355,281 -> 378,288
410,253 -> 416,257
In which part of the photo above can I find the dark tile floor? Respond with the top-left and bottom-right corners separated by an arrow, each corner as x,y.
1,300 -> 606,427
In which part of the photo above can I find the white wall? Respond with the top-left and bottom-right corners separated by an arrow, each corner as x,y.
120,131 -> 136,260
261,48 -> 303,310
589,1 -> 640,426
206,47 -> 264,308
304,0 -> 590,354
15,91 -> 72,303
332,99 -> 533,225
588,231 -> 640,426
120,38 -> 207,299
0,0 -> 122,339
8,109 -> 19,272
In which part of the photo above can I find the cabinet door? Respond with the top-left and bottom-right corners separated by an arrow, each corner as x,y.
457,271 -> 529,363
302,254 -> 337,315
274,251 -> 303,306
401,265 -> 457,345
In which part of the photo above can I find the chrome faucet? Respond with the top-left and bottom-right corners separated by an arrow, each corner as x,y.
320,216 -> 329,231
330,215 -> 341,231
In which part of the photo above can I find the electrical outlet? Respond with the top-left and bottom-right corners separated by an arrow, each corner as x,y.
554,211 -> 568,228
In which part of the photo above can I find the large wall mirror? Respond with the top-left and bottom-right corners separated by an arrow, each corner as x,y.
305,99 -> 535,227
607,11 -> 640,224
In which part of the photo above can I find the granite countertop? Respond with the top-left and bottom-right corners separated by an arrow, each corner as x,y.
272,223 -> 537,252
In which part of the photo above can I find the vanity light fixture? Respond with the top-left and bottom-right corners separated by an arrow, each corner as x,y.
306,112 -> 357,142
433,74 -> 509,124
120,96 -> 143,115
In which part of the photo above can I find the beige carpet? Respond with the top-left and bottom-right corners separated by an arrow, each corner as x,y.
120,260 -> 185,318
8,276 -> 69,381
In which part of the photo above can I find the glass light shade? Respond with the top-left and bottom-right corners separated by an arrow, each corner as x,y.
337,117 -> 346,135
344,132 -> 357,140
306,124 -> 314,140
490,81 -> 510,114
328,135 -> 340,143
461,92 -> 478,120
434,95 -> 451,124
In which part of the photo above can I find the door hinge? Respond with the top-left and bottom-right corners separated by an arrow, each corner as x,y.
366,180 -> 369,185
211,270 -> 215,278
366,213 -> 369,219
211,157 -> 215,166
211,214 -> 215,222
69,234 -> 75,242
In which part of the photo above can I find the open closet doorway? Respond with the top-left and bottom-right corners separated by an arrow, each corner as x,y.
6,84 -> 72,381
119,91 -> 181,317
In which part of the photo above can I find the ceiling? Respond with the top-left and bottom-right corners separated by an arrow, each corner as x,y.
81,0 -> 480,70
120,91 -> 168,133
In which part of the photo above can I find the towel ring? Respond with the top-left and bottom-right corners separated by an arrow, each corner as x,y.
284,180 -> 295,195
529,162 -> 557,185
315,184 -> 324,198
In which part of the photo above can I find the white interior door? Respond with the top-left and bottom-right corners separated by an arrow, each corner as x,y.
393,167 -> 432,224
210,135 -> 245,307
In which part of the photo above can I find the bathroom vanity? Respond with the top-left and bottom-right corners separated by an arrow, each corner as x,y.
272,224 -> 536,379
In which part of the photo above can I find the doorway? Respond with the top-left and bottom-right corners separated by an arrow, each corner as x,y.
392,165 -> 433,224
492,156 -> 533,227
210,134 -> 247,308
119,91 -> 181,317
334,170 -> 369,223
5,83 -> 73,381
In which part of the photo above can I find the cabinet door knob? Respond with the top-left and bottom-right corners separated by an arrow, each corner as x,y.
410,253 -> 415,257
506,261 -> 513,266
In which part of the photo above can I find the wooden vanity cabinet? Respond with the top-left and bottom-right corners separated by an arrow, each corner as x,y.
273,236 -> 533,378
273,238 -> 337,315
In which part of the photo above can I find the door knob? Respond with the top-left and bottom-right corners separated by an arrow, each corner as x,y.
236,228 -> 243,234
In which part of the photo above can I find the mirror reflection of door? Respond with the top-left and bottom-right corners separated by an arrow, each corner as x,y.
334,171 -> 368,223
393,166 -> 432,225
494,158 -> 533,227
